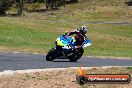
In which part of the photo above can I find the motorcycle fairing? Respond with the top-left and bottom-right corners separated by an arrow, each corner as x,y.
83,39 -> 91,48
56,35 -> 74,47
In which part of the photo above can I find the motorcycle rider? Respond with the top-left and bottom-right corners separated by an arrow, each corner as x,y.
56,26 -> 88,56
66,26 -> 88,49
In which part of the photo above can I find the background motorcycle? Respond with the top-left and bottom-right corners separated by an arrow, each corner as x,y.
46,34 -> 91,62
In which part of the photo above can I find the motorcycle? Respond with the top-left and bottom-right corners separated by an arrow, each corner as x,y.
46,34 -> 91,62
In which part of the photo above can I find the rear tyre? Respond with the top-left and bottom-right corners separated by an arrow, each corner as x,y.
77,48 -> 84,59
69,54 -> 79,62
69,48 -> 84,62
46,48 -> 56,61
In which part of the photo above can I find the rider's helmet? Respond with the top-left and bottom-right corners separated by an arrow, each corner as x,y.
78,26 -> 88,35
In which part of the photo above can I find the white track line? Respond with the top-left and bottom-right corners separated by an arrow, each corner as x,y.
0,66 -> 131,76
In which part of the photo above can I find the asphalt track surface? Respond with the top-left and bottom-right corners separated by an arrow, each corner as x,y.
0,52 -> 132,71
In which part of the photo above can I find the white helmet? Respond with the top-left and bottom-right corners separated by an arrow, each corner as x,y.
78,26 -> 88,35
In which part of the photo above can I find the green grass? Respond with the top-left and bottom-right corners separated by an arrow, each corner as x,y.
0,17 -> 131,57
84,24 -> 132,57
0,0 -> 132,58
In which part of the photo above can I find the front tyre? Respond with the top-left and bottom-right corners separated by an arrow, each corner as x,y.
46,48 -> 56,61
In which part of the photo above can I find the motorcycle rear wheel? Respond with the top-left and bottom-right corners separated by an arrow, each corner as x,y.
69,48 -> 84,62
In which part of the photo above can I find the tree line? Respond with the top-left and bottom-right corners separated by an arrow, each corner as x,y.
0,0 -> 78,15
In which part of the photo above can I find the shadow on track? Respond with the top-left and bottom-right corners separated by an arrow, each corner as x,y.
53,60 -> 77,63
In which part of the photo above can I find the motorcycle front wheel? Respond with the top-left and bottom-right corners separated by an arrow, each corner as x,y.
46,48 -> 56,61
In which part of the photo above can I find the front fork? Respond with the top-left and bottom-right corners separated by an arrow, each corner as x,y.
55,45 -> 63,57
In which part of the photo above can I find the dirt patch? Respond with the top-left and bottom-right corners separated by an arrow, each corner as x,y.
0,67 -> 132,88
0,69 -> 78,88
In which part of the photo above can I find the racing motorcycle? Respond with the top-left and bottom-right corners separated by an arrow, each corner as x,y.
46,34 -> 91,62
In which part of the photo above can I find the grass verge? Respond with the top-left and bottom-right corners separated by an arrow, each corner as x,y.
0,0 -> 132,58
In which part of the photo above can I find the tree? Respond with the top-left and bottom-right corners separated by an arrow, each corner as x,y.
0,0 -> 8,15
127,0 -> 132,6
70,0 -> 78,3
17,0 -> 24,14
0,0 -> 23,15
